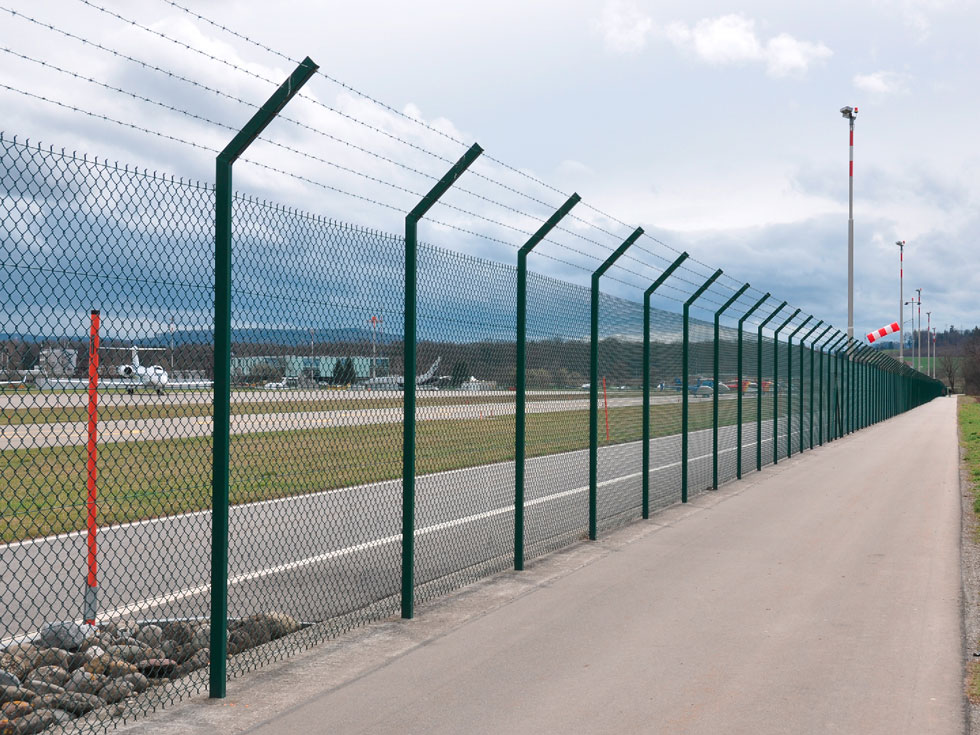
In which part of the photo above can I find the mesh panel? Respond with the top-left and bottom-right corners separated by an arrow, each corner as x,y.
0,134 -> 942,734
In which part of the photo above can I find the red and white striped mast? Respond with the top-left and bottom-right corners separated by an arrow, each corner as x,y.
896,240 -> 905,364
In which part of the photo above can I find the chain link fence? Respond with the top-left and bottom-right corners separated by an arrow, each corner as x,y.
0,134 -> 945,734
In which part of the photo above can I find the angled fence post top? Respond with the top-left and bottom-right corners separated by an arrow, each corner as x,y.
759,301 -> 789,332
775,308 -> 802,336
686,268 -> 723,306
646,252 -> 689,297
520,193 -> 581,256
595,227 -> 644,279
408,143 -> 484,222
218,57 -> 319,164
802,320 -> 825,342
790,315 -> 814,341
741,293 -> 772,324
716,283 -> 750,316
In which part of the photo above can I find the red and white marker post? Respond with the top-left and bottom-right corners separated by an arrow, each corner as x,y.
84,309 -> 99,624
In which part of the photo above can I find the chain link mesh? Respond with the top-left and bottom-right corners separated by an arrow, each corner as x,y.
0,134 -> 943,734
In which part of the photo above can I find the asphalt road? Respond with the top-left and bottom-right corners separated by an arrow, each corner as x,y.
208,397 -> 959,735
1,417 -> 798,642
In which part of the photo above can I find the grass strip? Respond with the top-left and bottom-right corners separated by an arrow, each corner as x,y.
1,396 -> 786,542
0,391 -> 595,426
959,396 -> 980,514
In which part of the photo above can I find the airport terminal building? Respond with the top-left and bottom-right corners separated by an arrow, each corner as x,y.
230,355 -> 388,384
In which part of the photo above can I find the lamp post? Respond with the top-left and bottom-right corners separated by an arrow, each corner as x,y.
841,105 -> 858,342
896,240 -> 904,365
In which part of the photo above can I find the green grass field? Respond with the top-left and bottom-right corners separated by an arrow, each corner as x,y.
0,391 -> 588,426
959,396 -> 980,514
0,395 -> 794,542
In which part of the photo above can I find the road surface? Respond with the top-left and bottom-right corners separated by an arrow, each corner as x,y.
1,417 -> 794,641
158,396 -> 959,735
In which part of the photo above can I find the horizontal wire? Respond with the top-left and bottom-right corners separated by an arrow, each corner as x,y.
73,0 -> 582,218
1,9 -> 595,250
0,82 -> 608,283
147,0 -> 705,263
14,3 -> 817,319
71,0 -> 741,292
0,45 -> 617,267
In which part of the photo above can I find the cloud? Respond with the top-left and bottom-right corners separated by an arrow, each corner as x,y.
853,71 -> 911,96
666,14 -> 832,77
596,0 -> 653,54
666,15 -> 761,64
765,34 -> 833,77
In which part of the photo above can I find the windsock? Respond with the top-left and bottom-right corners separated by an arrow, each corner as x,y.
866,321 -> 900,343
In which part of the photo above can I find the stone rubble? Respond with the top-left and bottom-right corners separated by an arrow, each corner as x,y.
0,612 -> 302,733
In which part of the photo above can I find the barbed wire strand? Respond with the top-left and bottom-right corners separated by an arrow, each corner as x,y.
14,3 -> 800,313
77,0 -> 699,262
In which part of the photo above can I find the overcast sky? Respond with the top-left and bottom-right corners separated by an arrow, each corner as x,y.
2,0 -> 977,338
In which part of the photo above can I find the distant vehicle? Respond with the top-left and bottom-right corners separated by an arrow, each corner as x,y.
263,377 -> 288,390
723,380 -> 752,393
361,357 -> 442,390
658,377 -> 717,396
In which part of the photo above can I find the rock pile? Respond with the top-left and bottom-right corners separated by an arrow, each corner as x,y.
0,613 -> 302,734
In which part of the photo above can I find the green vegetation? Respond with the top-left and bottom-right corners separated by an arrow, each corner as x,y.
0,391 -> 591,427
0,395 -> 777,542
960,396 -> 980,514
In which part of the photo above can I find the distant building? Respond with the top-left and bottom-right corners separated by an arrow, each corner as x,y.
38,348 -> 77,377
230,355 -> 388,382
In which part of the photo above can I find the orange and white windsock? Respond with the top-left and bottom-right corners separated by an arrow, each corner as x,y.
866,321 -> 900,343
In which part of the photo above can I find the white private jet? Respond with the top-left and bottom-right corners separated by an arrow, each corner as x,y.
36,346 -> 212,395
360,357 -> 442,390
110,346 -> 169,394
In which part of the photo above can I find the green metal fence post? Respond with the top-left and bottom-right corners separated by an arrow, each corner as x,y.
827,333 -> 846,443
681,269 -> 722,503
840,338 -> 855,439
771,308 -> 800,465
712,283 -> 749,489
808,325 -> 832,450
514,193 -> 580,571
210,56 -> 318,699
794,319 -> 821,455
786,315 -> 813,459
756,301 -> 787,471
736,293 -> 770,479
642,253 -> 688,518
403,142 -> 483,619
590,227 -> 643,539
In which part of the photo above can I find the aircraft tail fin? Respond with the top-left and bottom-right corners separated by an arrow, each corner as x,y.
418,356 -> 441,383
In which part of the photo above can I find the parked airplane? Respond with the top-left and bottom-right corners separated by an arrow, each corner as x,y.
35,346 -> 212,395
360,357 -> 442,390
